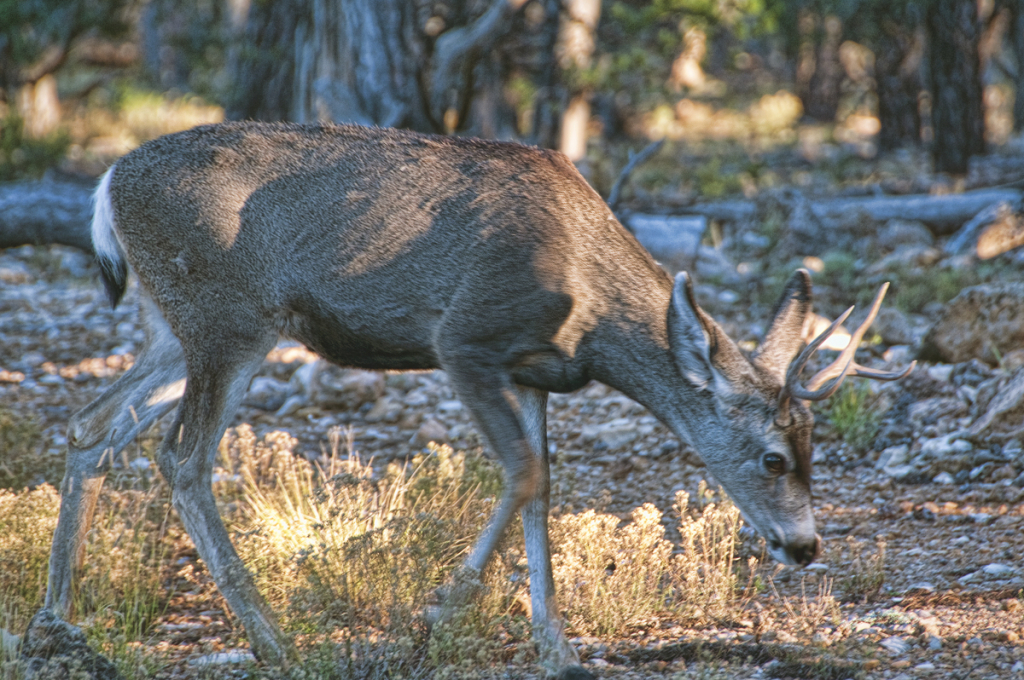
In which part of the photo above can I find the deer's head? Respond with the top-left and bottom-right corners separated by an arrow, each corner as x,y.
666,269 -> 913,566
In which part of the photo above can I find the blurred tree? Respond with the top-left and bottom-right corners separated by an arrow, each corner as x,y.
0,0 -> 135,106
225,0 -> 558,139
844,0 -> 924,151
1000,0 -> 1024,132
927,0 -> 985,173
766,0 -> 847,122
796,10 -> 844,121
139,0 -> 242,97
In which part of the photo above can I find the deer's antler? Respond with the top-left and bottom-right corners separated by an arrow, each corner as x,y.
775,282 -> 916,427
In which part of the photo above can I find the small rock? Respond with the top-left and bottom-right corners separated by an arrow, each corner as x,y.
904,581 -> 935,595
921,283 -> 1024,364
992,464 -> 1016,481
364,396 -> 404,423
129,457 -> 150,471
243,376 -> 292,411
874,307 -> 914,346
437,399 -> 464,415
627,214 -> 705,271
981,563 -> 1017,578
316,367 -> 385,410
882,464 -> 915,480
914,662 -> 936,672
969,464 -> 994,481
932,471 -> 955,485
883,345 -> 914,365
411,418 -> 449,447
880,636 -> 910,656
927,635 -> 943,650
0,259 -> 32,284
581,418 -> 638,451
19,609 -> 121,680
878,444 -> 909,469
188,649 -> 256,666
927,364 -> 955,383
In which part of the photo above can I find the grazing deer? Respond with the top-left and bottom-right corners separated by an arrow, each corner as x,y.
44,122 -> 912,677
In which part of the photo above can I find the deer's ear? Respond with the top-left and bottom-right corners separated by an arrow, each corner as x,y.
753,269 -> 813,380
668,272 -> 752,388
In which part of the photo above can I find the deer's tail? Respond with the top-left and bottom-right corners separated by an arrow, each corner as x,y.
91,165 -> 128,308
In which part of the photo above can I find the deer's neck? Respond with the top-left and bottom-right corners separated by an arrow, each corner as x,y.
583,278 -> 711,446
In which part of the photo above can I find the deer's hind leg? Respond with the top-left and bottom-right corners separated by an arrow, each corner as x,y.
157,328 -> 297,667
46,296 -> 187,620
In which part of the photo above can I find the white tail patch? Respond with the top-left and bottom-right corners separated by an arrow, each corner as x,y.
91,165 -> 129,306
91,166 -> 120,263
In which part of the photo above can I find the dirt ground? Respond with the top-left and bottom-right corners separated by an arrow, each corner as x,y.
2,237 -> 1024,679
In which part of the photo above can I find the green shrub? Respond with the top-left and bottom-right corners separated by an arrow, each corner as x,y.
825,382 -> 881,453
0,115 -> 70,181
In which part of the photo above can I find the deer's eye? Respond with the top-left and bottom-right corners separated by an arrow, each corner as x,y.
763,453 -> 786,475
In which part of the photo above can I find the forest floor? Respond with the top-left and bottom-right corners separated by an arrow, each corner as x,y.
3,143 -> 1024,679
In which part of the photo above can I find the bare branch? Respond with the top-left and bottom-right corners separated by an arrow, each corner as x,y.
430,0 -> 528,128
607,140 -> 665,213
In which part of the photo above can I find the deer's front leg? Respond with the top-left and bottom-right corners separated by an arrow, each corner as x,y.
515,386 -> 592,680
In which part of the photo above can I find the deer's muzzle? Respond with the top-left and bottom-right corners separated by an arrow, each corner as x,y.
768,533 -> 821,567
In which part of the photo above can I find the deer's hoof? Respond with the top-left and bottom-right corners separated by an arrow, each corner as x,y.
421,603 -> 443,631
557,665 -> 596,680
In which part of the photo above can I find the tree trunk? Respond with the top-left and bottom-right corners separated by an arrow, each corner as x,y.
875,23 -> 923,151
1010,2 -> 1024,133
226,0 -> 534,134
928,0 -> 986,174
797,13 -> 844,122
528,0 -> 561,148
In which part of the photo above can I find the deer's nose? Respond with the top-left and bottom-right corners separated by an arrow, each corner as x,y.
784,534 -> 821,566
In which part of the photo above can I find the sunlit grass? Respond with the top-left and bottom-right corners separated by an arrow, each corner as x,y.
0,425 -> 806,677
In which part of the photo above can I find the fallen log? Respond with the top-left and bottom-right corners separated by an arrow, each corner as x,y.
684,188 -> 1024,233
0,178 -> 95,254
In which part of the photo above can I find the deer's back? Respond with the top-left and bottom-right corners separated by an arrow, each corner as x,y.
108,122 -> 667,378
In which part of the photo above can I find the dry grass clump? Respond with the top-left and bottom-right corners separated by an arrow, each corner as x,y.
551,481 -> 750,636
835,537 -> 887,603
0,474 -> 171,665
0,485 -> 60,634
551,502 -> 672,636
0,425 -> 764,676
75,480 -> 174,647
0,407 -> 46,490
218,426 -> 526,676
220,428 -> 753,674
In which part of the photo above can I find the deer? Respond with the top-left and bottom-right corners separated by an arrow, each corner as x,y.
41,121 -> 912,678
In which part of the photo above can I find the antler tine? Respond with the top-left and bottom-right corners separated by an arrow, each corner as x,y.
776,281 -> 915,426
775,305 -> 854,425
783,305 -> 855,393
805,282 -> 890,392
852,361 -> 917,382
